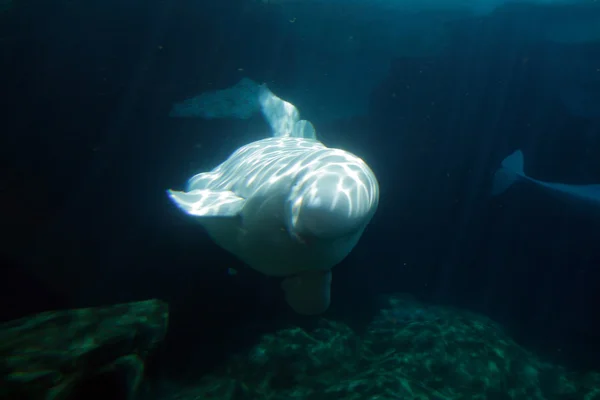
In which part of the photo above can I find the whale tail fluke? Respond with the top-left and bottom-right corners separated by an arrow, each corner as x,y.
491,149 -> 525,196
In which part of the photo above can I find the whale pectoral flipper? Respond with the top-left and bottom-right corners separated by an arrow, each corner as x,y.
167,189 -> 246,217
281,270 -> 332,315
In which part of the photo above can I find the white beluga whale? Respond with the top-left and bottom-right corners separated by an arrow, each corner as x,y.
492,149 -> 600,208
167,82 -> 379,315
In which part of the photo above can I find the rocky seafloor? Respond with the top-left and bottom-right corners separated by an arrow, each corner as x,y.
0,299 -> 169,400
151,294 -> 599,400
2,294 -> 598,400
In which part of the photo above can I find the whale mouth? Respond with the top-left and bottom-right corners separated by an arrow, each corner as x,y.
302,211 -> 362,239
291,232 -> 313,246
281,269 -> 332,315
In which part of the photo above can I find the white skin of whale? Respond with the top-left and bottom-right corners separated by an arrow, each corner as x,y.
168,83 -> 379,315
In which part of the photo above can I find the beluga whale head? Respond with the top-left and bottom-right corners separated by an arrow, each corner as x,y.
167,78 -> 379,315
285,148 -> 378,244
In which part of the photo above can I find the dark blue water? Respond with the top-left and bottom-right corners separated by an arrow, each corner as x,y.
1,0 -> 599,392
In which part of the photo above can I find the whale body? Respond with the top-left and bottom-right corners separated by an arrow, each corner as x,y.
167,83 -> 379,314
492,149 -> 600,208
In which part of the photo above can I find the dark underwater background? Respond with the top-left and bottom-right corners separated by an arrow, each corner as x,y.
1,0 -> 599,395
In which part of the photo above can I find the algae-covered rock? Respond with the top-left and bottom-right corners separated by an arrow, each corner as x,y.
158,294 -> 599,400
363,294 -> 599,399
0,299 -> 169,400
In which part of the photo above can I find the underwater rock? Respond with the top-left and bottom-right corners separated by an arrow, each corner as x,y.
157,294 -> 600,400
0,299 -> 169,400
